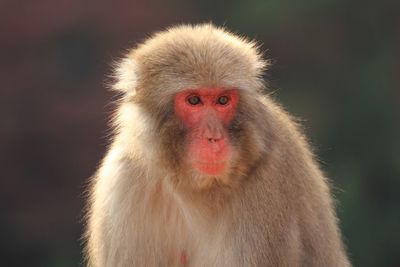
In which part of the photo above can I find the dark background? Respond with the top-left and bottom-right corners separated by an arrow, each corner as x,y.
1,0 -> 399,266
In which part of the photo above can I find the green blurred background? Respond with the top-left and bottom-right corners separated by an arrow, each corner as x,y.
1,0 -> 399,266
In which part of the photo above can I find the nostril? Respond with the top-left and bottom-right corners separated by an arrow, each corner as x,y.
208,137 -> 222,143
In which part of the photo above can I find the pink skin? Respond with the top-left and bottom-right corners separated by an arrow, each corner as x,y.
174,88 -> 238,175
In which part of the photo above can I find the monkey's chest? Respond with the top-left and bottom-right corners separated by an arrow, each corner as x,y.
134,188 -> 194,265
132,183 -> 228,266
141,214 -> 221,267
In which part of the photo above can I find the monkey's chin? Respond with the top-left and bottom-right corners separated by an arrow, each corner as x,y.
191,161 -> 227,176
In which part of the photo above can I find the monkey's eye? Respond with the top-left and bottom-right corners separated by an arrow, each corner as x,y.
187,95 -> 201,105
217,96 -> 229,105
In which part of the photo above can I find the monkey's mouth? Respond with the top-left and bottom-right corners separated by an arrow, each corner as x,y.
191,161 -> 227,175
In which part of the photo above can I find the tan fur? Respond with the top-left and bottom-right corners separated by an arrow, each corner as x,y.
84,24 -> 351,266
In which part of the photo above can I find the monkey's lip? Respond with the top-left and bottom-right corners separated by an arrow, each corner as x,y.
191,161 -> 227,175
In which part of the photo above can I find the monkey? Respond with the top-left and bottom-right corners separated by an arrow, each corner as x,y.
84,24 -> 351,267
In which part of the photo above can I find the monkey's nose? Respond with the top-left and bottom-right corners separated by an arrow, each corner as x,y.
205,131 -> 223,144
208,138 -> 220,143
203,125 -> 223,143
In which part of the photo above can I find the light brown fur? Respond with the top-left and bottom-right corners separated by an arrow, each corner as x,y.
84,24 -> 351,266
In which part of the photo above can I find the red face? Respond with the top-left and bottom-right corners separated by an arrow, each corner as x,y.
174,88 -> 239,175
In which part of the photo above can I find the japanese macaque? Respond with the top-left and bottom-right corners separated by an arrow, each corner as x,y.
84,24 -> 351,267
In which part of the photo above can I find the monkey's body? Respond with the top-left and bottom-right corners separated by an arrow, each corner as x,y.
85,24 -> 350,267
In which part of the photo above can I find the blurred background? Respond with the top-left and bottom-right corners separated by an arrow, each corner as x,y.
1,0 -> 399,266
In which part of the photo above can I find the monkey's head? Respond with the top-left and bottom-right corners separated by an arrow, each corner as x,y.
114,24 -> 271,191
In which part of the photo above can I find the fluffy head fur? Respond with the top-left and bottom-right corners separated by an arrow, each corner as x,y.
114,24 -> 267,98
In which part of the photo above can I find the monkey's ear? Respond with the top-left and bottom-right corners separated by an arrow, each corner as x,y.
113,56 -> 139,97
